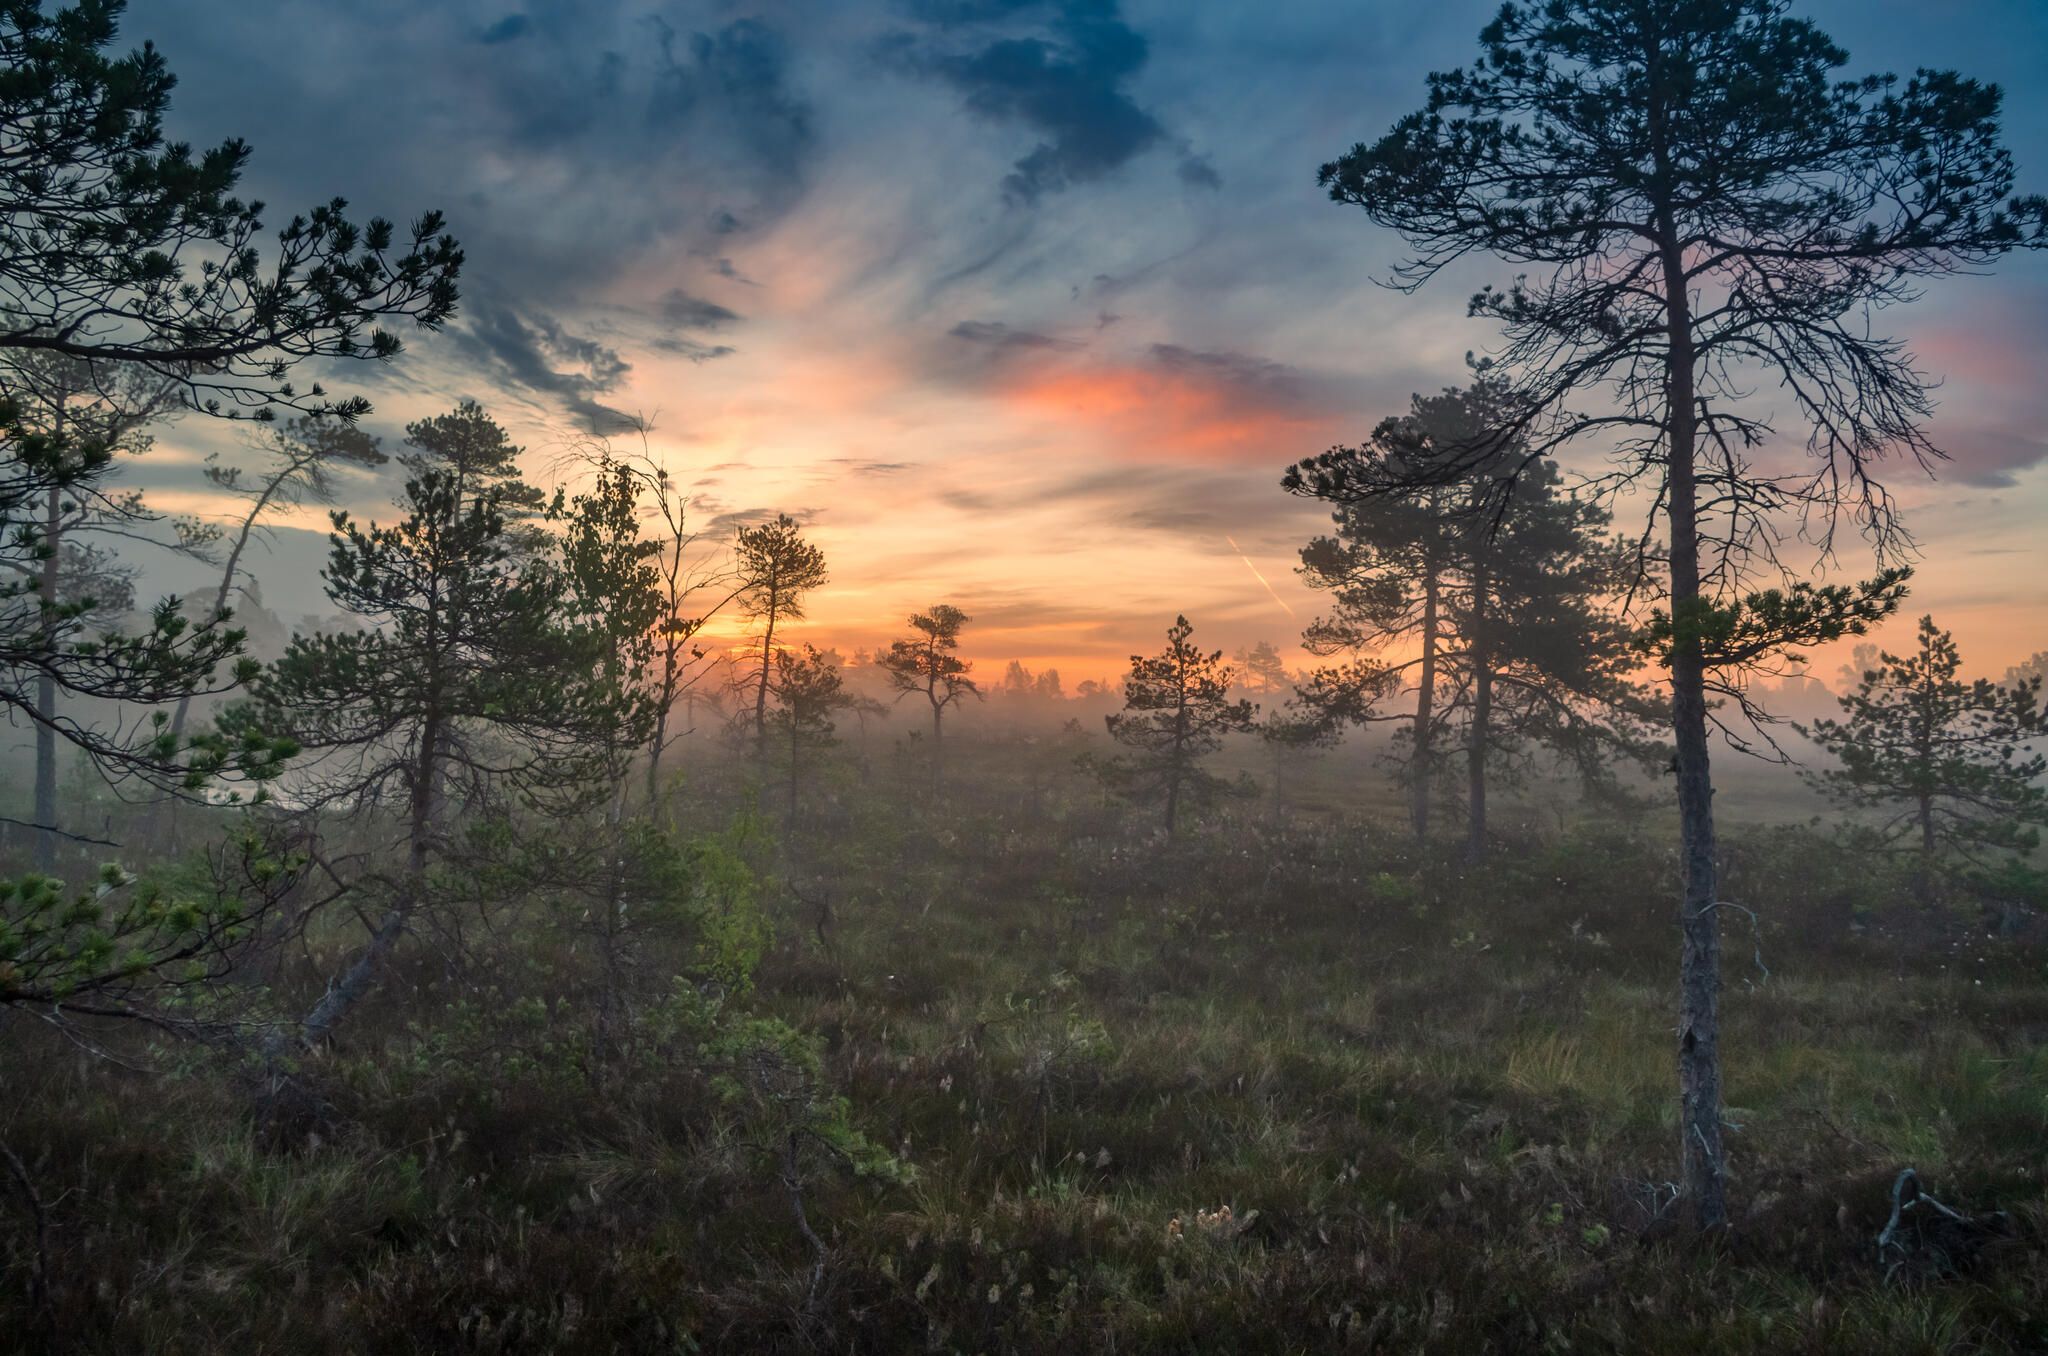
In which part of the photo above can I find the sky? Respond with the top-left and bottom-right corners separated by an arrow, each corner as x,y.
117,0 -> 2048,686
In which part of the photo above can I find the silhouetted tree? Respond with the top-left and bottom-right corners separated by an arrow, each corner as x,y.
734,514 -> 828,763
256,405 -> 638,1045
1801,616 -> 2048,904
1294,373 -> 1648,859
0,351 -> 242,862
146,418 -> 387,848
1096,616 -> 1256,834
0,0 -> 461,417
770,643 -> 851,819
1233,641 -> 1291,702
554,435 -> 742,802
0,0 -> 458,866
881,603 -> 979,793
556,460 -> 667,793
2002,651 -> 2048,692
1443,458 -> 1653,859
999,660 -> 1065,704
1295,379 -> 1516,844
1311,0 -> 2041,1225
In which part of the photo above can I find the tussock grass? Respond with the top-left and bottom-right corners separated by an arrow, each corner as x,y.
4,758 -> 2046,1352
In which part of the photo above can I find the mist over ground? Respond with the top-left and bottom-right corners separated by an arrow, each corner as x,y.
3,1 -> 2047,1353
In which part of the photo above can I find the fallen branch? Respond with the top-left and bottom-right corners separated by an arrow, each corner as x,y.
0,814 -> 120,848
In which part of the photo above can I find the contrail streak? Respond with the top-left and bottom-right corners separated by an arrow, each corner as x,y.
1225,534 -> 1297,619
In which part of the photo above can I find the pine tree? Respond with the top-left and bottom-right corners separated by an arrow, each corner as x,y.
0,0 -> 458,862
1096,616 -> 1257,834
1313,0 -> 2039,1224
770,643 -> 852,819
1293,374 -> 1645,856
257,404 -> 639,1044
1801,616 -> 2048,904
881,603 -> 979,794
734,515 -> 828,762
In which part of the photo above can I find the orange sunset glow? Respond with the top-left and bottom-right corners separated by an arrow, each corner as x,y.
111,0 -> 2042,697
15,1 -> 2048,1343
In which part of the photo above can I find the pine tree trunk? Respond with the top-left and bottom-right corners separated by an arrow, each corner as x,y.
1465,663 -> 1491,863
1164,743 -> 1182,835
1914,793 -> 1936,905
754,602 -> 778,765
1411,575 -> 1439,844
930,700 -> 944,796
32,486 -> 62,870
1661,229 -> 1727,1231
299,708 -> 443,1046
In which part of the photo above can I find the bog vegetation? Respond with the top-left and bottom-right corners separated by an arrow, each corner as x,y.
2,1 -> 2046,1352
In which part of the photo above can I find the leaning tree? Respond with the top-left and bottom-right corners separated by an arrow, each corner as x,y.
257,405 -> 641,1045
1311,0 -> 2043,1225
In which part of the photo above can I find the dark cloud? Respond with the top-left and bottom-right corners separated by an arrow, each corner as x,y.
648,335 -> 738,363
1932,424 -> 2048,488
1148,343 -> 1300,399
452,302 -> 640,435
1176,151 -> 1222,190
885,0 -> 1210,203
949,319 -> 1077,352
937,317 -> 1083,382
699,503 -> 822,535
662,289 -> 742,330
149,3 -> 823,311
477,13 -> 529,44
645,17 -> 814,192
821,458 -> 917,478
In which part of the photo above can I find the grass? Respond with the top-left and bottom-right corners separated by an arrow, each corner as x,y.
2,741 -> 2046,1353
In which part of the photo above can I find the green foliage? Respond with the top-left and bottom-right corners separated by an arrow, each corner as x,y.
1801,615 -> 2048,899
0,828 -> 302,1016
1291,373 -> 1660,839
257,403 -> 649,813
735,512 -> 830,753
0,0 -> 463,417
1095,615 -> 1258,833
770,642 -> 861,816
1643,571 -> 1911,672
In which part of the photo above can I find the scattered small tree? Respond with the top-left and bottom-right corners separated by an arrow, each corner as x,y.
1233,641 -> 1292,702
881,603 -> 980,793
1096,616 -> 1257,834
734,514 -> 828,763
1801,616 -> 2048,904
770,643 -> 852,820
